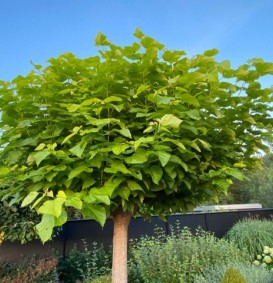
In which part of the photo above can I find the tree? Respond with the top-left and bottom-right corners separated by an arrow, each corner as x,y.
0,29 -> 273,282
218,154 -> 273,207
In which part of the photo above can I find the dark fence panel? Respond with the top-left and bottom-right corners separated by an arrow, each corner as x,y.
0,237 -> 64,262
65,219 -> 114,253
238,209 -> 271,220
128,216 -> 167,240
205,211 -> 240,238
1,209 -> 273,262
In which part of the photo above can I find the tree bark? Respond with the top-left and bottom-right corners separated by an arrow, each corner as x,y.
111,210 -> 132,283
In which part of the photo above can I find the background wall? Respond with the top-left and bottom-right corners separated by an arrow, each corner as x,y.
1,208 -> 272,262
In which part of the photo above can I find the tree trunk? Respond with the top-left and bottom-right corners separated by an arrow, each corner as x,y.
112,210 -> 132,283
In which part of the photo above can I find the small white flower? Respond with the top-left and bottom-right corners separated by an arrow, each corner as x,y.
264,256 -> 272,264
262,263 -> 267,267
264,249 -> 270,254
253,260 -> 260,266
257,255 -> 262,260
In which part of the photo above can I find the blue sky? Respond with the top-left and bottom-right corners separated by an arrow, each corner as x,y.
0,0 -> 273,82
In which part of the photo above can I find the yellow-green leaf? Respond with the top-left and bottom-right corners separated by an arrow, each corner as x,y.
54,210 -> 68,226
21,192 -> 39,207
112,143 -> 129,155
29,151 -> 51,166
69,141 -> 88,158
68,166 -> 93,180
127,180 -> 143,191
35,143 -> 46,151
38,198 -> 65,218
36,214 -> 55,243
158,114 -> 182,128
65,196 -> 82,209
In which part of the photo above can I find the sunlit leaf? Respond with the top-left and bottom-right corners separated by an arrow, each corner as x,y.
69,142 -> 88,158
125,151 -> 148,164
68,166 -> 93,180
21,192 -> 39,207
28,151 -> 51,166
157,114 -> 182,128
185,109 -> 201,120
65,196 -> 82,209
38,198 -> 65,218
36,214 -> 55,243
127,180 -> 143,191
112,143 -> 130,155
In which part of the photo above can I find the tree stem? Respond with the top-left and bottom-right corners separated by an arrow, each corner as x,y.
112,210 -> 132,283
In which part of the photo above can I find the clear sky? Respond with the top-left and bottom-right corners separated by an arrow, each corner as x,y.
0,0 -> 273,81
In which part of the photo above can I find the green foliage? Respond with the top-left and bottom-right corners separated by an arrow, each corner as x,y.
195,262 -> 273,283
225,218 -> 273,257
129,226 -> 250,283
0,232 -> 4,245
0,29 -> 273,242
0,199 -> 39,243
221,267 -> 246,283
89,275 -> 112,283
0,257 -> 58,283
219,154 -> 273,207
57,241 -> 111,283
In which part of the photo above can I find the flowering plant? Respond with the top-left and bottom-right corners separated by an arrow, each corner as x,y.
253,246 -> 273,270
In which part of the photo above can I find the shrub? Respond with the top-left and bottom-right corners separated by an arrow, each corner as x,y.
253,245 -> 273,270
89,275 -> 112,283
0,256 -> 58,283
221,267 -> 246,283
225,218 -> 273,257
129,226 -> 250,283
57,240 -> 111,283
0,200 -> 40,244
194,261 -> 273,283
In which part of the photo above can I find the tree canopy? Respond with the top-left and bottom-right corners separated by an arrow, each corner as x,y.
1,29 -> 273,282
0,28 -> 273,246
1,30 -> 273,242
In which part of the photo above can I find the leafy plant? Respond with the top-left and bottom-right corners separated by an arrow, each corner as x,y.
57,240 -> 111,283
129,226 -> 250,283
0,256 -> 58,283
90,275 -> 112,283
0,199 -> 39,243
221,267 -> 246,283
195,262 -> 273,283
225,218 -> 273,257
1,29 -> 273,282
